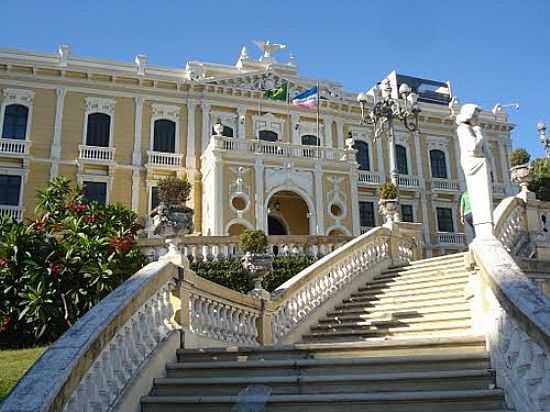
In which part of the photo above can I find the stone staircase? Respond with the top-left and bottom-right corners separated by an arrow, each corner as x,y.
141,253 -> 513,411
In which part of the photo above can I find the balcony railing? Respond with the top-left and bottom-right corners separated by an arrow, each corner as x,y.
397,175 -> 420,189
358,171 -> 382,186
0,206 -> 23,222
360,226 -> 374,234
0,138 -> 31,156
437,232 -> 465,247
211,135 -> 350,162
431,178 -> 460,192
146,151 -> 184,169
78,145 -> 115,163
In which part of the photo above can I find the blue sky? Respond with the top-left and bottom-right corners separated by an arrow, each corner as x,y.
1,0 -> 549,158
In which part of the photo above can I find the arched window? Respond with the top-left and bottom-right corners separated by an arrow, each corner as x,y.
2,104 -> 29,140
354,141 -> 370,171
86,113 -> 111,147
153,119 -> 176,153
301,134 -> 319,146
395,144 -> 408,175
258,130 -> 278,142
430,149 -> 448,179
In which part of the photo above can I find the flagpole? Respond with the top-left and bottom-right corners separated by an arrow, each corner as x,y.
316,80 -> 320,147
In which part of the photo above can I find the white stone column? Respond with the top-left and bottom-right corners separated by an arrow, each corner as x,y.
498,137 -> 512,192
290,113 -> 300,145
200,102 -> 211,154
350,167 -> 361,236
376,136 -> 386,180
237,107 -> 246,140
335,119 -> 344,149
186,100 -> 198,169
213,159 -> 224,235
131,97 -> 144,212
324,116 -> 333,147
414,131 -> 431,253
314,163 -> 325,235
49,87 -> 66,179
255,159 -> 265,231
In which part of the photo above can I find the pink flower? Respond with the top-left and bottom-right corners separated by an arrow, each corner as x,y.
0,258 -> 9,269
48,262 -> 64,279
110,235 -> 135,251
0,316 -> 12,332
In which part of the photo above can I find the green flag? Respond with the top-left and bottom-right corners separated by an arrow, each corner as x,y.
264,83 -> 288,101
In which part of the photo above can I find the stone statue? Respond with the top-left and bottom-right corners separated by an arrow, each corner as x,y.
456,104 -> 494,239
253,40 -> 287,62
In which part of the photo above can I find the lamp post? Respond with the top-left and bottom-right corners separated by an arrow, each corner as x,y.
537,121 -> 550,159
356,79 -> 421,189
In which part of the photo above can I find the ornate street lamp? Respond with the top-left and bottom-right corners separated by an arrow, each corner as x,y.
537,121 -> 550,159
356,79 -> 421,188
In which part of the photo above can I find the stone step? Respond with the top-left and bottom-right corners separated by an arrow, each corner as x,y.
169,352 -> 490,379
334,290 -> 467,310
141,389 -> 506,412
352,278 -> 467,297
404,253 -> 466,267
386,256 -> 465,273
177,336 -> 487,363
317,310 -> 471,329
366,270 -> 468,288
329,296 -> 468,316
381,261 -> 465,276
305,319 -> 472,339
323,302 -> 471,323
151,369 -> 495,396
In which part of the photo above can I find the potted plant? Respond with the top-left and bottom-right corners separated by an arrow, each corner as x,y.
378,181 -> 400,224
530,158 -> 550,201
150,176 -> 194,236
509,148 -> 532,192
239,229 -> 272,298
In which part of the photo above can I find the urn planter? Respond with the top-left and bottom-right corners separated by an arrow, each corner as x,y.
510,163 -> 533,193
240,252 -> 273,299
379,198 -> 400,224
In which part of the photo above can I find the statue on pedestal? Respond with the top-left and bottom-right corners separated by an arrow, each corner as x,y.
456,104 -> 495,239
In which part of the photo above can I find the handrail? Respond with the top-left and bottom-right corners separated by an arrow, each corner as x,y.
1,261 -> 179,412
269,225 -> 419,343
468,194 -> 550,411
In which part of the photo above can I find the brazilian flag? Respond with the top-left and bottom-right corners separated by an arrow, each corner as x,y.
264,83 -> 288,101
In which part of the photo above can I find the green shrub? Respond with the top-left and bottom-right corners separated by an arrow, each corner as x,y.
239,230 -> 268,254
379,181 -> 398,200
0,177 -> 147,347
191,256 -> 316,294
530,158 -> 550,201
158,176 -> 191,207
509,148 -> 530,167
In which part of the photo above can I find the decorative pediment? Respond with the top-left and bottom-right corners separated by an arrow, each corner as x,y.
265,162 -> 313,198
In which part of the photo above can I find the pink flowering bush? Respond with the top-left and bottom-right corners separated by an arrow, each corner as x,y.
0,177 -> 147,347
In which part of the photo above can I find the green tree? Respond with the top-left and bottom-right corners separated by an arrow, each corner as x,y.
0,177 -> 147,347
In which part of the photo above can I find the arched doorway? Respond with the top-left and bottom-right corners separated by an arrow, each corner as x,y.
268,215 -> 287,235
266,190 -> 311,235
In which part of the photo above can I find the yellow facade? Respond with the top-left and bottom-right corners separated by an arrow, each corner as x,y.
0,45 -> 516,255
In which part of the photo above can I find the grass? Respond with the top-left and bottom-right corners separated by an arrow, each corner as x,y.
0,346 -> 47,403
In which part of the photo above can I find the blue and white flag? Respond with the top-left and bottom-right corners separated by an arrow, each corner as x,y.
292,86 -> 319,110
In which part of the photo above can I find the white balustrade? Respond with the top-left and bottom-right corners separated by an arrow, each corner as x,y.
397,174 -> 420,189
210,135 -> 349,162
270,227 -> 418,343
78,145 -> 115,162
0,138 -> 31,156
437,232 -> 465,247
431,178 -> 460,192
0,205 -> 23,222
146,150 -> 184,169
493,197 -> 529,254
358,171 -> 382,185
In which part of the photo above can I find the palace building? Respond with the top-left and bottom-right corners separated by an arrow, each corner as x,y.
0,42 -> 515,256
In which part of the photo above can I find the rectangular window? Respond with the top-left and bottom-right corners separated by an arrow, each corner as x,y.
83,181 -> 107,206
151,186 -> 160,210
401,204 -> 414,223
436,207 -> 454,232
359,201 -> 375,227
0,175 -> 22,206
